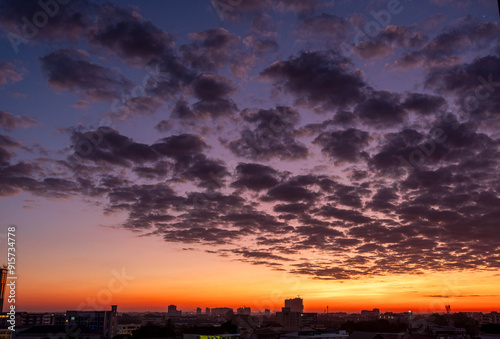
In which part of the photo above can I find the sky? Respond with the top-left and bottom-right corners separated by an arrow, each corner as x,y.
0,0 -> 500,314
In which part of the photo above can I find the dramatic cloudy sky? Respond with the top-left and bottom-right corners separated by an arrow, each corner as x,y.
1,0 -> 500,313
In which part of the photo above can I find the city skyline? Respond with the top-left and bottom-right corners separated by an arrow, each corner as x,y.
0,0 -> 500,314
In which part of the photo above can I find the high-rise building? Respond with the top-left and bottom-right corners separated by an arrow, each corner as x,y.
483,312 -> 500,324
237,307 -> 251,315
361,309 -> 380,319
0,269 -> 7,313
196,307 -> 202,315
300,313 -> 318,326
206,308 -> 211,315
276,307 -> 301,330
66,305 -> 118,339
167,305 -> 182,316
18,313 -> 53,327
211,307 -> 233,317
285,298 -> 303,313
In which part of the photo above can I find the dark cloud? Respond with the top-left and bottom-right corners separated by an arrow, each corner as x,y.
212,0 -> 272,22
132,161 -> 170,180
392,20 -> 500,69
0,0 -> 92,42
249,13 -> 276,37
425,55 -> 500,120
180,154 -> 228,188
354,90 -> 407,127
313,128 -> 371,163
352,41 -> 392,60
180,28 -> 241,71
231,163 -> 279,191
276,0 -> 323,13
319,205 -> 372,224
326,183 -> 366,208
274,203 -> 310,214
294,118 -> 337,137
87,4 -> 174,66
227,106 -> 308,161
367,187 -> 399,212
155,120 -> 174,132
152,134 -> 209,170
2,0 -> 500,282
231,248 -> 293,262
105,183 -> 185,229
295,14 -> 349,42
348,25 -> 426,61
402,93 -> 447,115
0,111 -> 39,131
290,263 -> 355,280
369,128 -> 450,175
259,50 -> 366,111
244,37 -> 279,55
191,73 -> 236,101
0,61 -> 25,84
40,49 -> 133,101
263,183 -> 318,203
145,51 -> 196,100
112,96 -> 164,118
171,73 -> 238,120
0,134 -> 22,166
69,127 -> 160,167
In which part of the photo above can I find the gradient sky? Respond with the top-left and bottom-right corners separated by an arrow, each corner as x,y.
0,0 -> 500,314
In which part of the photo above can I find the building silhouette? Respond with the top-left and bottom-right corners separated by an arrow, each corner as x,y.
211,307 -> 233,317
277,307 -> 301,330
168,305 -> 182,316
66,305 -> 118,339
237,307 -> 251,315
300,313 -> 318,327
0,269 -> 6,313
285,298 -> 304,313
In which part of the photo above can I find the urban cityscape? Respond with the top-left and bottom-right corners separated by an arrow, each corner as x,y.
0,286 -> 499,339
1,0 -> 500,339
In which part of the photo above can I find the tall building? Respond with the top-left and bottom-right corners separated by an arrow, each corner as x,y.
196,307 -> 202,315
276,307 -> 301,330
361,309 -> 380,319
66,305 -> 118,339
206,307 -> 211,315
483,312 -> 500,324
18,313 -> 53,327
285,298 -> 304,313
237,307 -> 251,315
0,269 -> 6,313
167,305 -> 182,316
211,307 -> 233,317
300,313 -> 318,326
